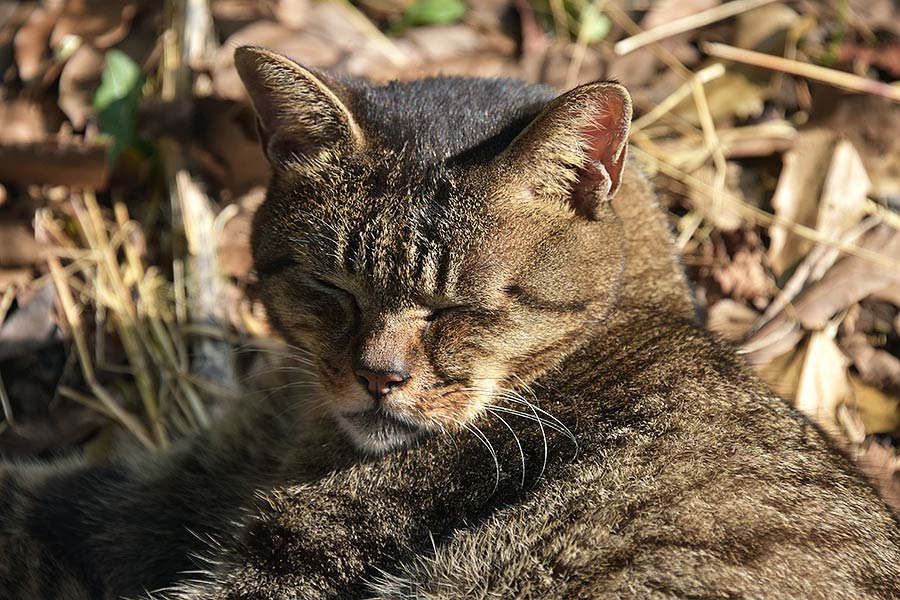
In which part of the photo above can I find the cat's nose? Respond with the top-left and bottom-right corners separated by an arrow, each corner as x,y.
354,368 -> 409,398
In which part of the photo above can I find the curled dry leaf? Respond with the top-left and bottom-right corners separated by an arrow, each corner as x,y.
13,5 -> 56,82
794,328 -> 850,436
706,298 -> 759,342
697,228 -> 772,307
0,99 -> 46,144
734,3 -> 798,51
58,43 -> 105,130
51,0 -> 139,50
767,129 -> 834,275
744,225 -> 900,365
687,163 -> 744,231
0,283 -> 60,362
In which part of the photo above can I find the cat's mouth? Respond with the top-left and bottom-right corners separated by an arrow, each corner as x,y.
338,407 -> 423,454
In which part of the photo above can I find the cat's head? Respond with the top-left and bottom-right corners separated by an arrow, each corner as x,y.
236,47 -> 632,454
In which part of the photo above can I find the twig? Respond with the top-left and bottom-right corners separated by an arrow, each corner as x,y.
615,0 -> 778,56
631,63 -> 725,132
702,41 -> 900,103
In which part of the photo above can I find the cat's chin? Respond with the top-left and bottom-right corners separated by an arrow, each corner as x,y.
337,407 -> 423,455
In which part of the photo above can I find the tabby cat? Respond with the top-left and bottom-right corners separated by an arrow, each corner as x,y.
3,45 -> 900,599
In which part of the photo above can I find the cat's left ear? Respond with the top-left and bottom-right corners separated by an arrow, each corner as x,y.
234,46 -> 363,169
495,82 -> 632,220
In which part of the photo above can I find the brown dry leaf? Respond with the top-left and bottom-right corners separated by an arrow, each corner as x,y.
13,5 -> 56,82
675,72 -> 766,126
794,328 -> 850,436
192,98 -> 269,193
217,187 -> 265,280
851,376 -> 900,435
820,94 -> 900,199
0,221 -> 48,268
58,43 -> 105,130
51,0 -> 139,50
706,299 -> 758,342
687,163 -> 744,231
734,3 -> 799,51
272,0 -> 313,30
213,20 -> 343,101
0,99 -> 46,144
842,332 -> 900,394
767,129 -> 838,275
745,225 -> 900,364
697,229 -> 772,307
755,340 -> 806,401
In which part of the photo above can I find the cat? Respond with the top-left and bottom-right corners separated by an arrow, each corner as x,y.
3,44 -> 900,600
162,47 -> 900,598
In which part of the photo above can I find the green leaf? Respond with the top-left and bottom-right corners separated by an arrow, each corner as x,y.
578,3 -> 611,44
92,50 -> 144,163
403,0 -> 466,26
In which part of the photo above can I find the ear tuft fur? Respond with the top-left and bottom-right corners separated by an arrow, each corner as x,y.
234,46 -> 363,169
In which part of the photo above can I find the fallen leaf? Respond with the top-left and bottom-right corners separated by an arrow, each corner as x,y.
794,328 -> 850,435
13,5 -> 55,82
58,43 -> 105,130
0,99 -> 46,144
51,0 -> 139,50
697,228 -> 772,307
706,298 -> 759,342
767,129 -> 838,275
0,283 -> 60,362
744,224 -> 900,364
851,376 -> 900,435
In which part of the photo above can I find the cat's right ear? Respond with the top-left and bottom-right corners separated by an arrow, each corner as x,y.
494,82 -> 632,220
234,46 -> 363,169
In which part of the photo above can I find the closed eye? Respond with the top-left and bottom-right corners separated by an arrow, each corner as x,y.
309,277 -> 360,318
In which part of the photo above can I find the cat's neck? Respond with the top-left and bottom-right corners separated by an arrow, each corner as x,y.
610,159 -> 696,326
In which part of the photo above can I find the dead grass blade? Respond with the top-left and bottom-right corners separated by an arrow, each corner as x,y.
702,42 -> 900,103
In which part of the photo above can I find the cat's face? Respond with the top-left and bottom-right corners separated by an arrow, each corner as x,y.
237,47 -> 632,454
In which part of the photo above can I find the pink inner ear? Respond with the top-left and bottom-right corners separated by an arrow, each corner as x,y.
570,94 -> 630,219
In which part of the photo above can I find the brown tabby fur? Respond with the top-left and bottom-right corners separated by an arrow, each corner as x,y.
2,46 -> 900,599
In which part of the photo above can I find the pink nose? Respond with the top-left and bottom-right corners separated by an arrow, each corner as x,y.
354,368 -> 409,398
